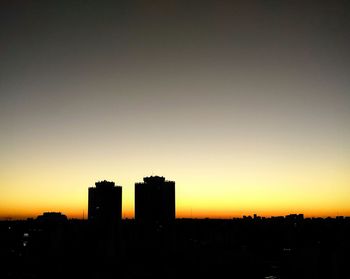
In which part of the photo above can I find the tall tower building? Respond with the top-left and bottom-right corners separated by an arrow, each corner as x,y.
135,176 -> 175,224
88,180 -> 122,258
88,180 -> 122,225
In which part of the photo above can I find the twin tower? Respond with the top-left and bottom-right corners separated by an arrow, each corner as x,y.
88,176 -> 175,224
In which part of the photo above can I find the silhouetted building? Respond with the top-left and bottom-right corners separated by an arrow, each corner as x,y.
36,212 -> 67,223
286,214 -> 304,222
36,212 -> 68,258
88,180 -> 122,259
135,176 -> 175,224
88,180 -> 122,225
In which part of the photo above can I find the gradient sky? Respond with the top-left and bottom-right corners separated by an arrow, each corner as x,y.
1,0 -> 350,219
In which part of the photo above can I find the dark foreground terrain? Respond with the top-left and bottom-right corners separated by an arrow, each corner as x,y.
1,215 -> 349,279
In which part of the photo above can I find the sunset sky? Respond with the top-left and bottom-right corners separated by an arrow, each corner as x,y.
1,1 -> 349,219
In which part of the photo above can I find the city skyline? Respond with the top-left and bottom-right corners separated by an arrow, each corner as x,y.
1,174 -> 348,220
1,175 -> 341,221
1,1 -> 350,219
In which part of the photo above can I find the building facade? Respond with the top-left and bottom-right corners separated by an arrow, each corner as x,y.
135,176 -> 175,224
88,180 -> 122,225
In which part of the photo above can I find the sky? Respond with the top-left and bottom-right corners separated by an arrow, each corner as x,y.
1,0 -> 350,219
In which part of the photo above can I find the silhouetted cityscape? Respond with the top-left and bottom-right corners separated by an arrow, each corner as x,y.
0,175 -> 349,279
2,0 -> 350,278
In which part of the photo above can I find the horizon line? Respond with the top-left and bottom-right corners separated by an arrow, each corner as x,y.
1,213 -> 349,221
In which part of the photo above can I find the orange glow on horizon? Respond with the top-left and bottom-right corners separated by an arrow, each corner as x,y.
1,207 -> 349,221
1,132 -> 349,221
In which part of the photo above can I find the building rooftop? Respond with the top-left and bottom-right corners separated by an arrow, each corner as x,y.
135,176 -> 175,185
94,180 -> 116,188
36,212 -> 67,222
143,176 -> 165,183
